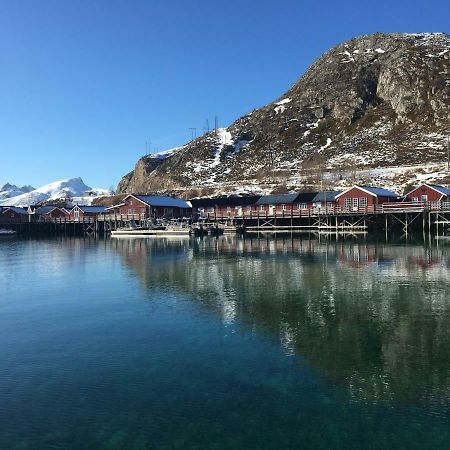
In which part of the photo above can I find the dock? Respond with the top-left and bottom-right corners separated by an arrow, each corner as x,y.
1,202 -> 450,238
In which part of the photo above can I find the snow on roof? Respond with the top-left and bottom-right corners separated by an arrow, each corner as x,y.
134,195 -> 191,208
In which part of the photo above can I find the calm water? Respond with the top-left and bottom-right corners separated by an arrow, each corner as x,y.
1,235 -> 450,449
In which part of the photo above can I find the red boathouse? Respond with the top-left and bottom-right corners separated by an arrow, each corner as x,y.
335,186 -> 400,211
405,184 -> 450,204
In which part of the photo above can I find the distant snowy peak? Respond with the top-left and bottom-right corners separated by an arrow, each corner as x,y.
0,183 -> 35,202
0,177 -> 107,207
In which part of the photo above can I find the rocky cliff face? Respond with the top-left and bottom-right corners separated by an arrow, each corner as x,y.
118,33 -> 450,194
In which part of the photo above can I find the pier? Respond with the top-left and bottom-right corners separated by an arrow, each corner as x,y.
2,202 -> 450,238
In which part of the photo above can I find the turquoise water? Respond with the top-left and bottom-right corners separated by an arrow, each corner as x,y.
1,236 -> 450,449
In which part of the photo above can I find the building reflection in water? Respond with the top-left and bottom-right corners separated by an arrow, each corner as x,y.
110,235 -> 450,406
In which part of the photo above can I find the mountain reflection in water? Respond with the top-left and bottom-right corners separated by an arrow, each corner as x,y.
112,235 -> 450,407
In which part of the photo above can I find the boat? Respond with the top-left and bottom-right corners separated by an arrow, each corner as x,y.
111,225 -> 191,237
0,228 -> 16,236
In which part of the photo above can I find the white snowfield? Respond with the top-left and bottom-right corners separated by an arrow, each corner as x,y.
0,177 -> 109,207
0,183 -> 35,202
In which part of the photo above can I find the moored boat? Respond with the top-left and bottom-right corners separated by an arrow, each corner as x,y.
0,229 -> 16,236
111,225 -> 191,237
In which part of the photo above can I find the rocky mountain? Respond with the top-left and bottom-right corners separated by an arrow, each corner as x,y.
118,32 -> 450,195
0,178 -> 109,207
0,183 -> 35,202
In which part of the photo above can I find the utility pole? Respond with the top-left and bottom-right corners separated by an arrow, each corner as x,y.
189,128 -> 197,141
206,119 -> 210,133
447,136 -> 450,171
145,141 -> 151,156
214,116 -> 218,135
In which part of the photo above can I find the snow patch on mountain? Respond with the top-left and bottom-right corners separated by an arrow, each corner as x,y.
146,146 -> 184,161
0,183 -> 35,202
0,178 -> 108,206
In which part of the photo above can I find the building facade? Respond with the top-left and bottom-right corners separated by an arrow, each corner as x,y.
405,184 -> 450,203
335,186 -> 400,210
108,195 -> 191,219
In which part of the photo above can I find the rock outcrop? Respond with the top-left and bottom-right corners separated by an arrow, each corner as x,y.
118,33 -> 450,194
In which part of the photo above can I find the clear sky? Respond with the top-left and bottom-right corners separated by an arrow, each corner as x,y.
1,0 -> 449,189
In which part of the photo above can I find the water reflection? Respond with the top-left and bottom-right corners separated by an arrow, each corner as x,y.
111,236 -> 450,407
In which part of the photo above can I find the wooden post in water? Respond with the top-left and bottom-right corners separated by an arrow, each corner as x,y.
385,214 -> 388,241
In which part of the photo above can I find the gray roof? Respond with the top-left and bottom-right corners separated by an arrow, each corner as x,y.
312,191 -> 342,202
256,193 -> 299,205
429,184 -> 450,196
2,207 -> 28,215
360,186 -> 400,198
76,205 -> 107,213
134,195 -> 191,208
190,196 -> 260,207
34,206 -> 58,215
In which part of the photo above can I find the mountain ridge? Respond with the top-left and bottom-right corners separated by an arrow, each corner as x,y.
118,32 -> 450,195
0,178 -> 109,207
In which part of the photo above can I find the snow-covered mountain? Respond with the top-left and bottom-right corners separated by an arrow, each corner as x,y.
0,183 -> 35,202
0,178 -> 109,207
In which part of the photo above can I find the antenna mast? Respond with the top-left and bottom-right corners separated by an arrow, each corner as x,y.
447,136 -> 450,171
189,128 -> 197,141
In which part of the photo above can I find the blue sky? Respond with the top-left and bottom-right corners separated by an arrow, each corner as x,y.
1,0 -> 449,189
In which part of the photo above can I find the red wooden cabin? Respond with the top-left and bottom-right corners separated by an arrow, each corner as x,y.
107,194 -> 191,219
29,206 -> 69,221
0,207 -> 29,222
405,184 -> 450,204
335,186 -> 400,211
68,205 -> 107,221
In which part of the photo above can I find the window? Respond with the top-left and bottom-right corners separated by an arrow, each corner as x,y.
360,197 -> 367,207
128,208 -> 132,214
421,195 -> 428,202
352,198 -> 359,208
344,198 -> 351,208
326,202 -> 333,208
246,206 -> 251,212
299,203 -> 307,210
227,207 -> 231,213
281,204 -> 287,211
412,197 -> 419,203
259,205 -> 264,211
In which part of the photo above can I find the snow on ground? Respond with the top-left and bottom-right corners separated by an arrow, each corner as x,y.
0,183 -> 35,202
146,146 -> 183,160
274,98 -> 291,114
184,128 -> 239,183
0,177 -> 108,206
212,129 -> 233,167
319,138 -> 332,152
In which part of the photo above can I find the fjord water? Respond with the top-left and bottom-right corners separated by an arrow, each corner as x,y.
1,236 -> 450,449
